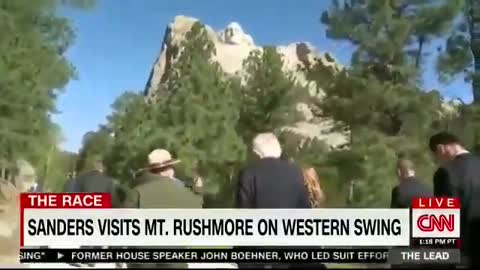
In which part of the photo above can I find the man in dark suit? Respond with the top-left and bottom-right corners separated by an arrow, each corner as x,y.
236,132 -> 310,209
390,159 -> 434,269
63,172 -> 78,192
429,132 -> 480,267
236,133 -> 311,269
390,158 -> 432,208
75,159 -> 121,208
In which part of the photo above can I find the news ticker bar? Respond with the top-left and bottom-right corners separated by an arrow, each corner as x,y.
20,248 -> 461,265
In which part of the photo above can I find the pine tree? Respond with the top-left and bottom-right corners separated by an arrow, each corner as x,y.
103,23 -> 247,203
312,0 -> 460,206
104,91 -> 153,182
42,149 -> 78,192
154,23 -> 246,206
238,47 -> 309,145
434,0 -> 480,102
0,0 -> 92,176
76,127 -> 113,173
441,102 -> 480,153
434,1 -> 480,150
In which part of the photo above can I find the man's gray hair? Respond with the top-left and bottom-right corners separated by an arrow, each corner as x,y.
252,133 -> 282,158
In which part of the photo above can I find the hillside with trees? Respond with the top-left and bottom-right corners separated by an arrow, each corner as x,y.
0,0 -> 92,190
6,0 -> 480,206
75,1 -> 480,208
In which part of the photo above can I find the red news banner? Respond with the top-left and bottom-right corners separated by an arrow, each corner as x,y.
20,193 -> 111,246
411,198 -> 460,248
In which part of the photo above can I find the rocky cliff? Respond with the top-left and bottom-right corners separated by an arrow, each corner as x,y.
144,15 -> 349,148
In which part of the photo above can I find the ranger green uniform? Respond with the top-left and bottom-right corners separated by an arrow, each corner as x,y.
134,172 -> 202,209
129,172 -> 203,268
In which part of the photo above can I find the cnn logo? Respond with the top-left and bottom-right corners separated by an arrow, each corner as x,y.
411,198 -> 460,238
417,214 -> 455,232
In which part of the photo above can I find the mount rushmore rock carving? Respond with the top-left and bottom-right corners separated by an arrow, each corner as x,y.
144,15 -> 350,149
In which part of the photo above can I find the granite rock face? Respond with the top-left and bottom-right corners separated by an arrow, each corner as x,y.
144,15 -> 349,148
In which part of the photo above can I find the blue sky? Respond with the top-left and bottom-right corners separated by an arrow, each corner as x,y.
55,0 -> 473,153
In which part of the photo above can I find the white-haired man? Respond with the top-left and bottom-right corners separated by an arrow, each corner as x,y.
236,133 -> 311,269
236,133 -> 310,209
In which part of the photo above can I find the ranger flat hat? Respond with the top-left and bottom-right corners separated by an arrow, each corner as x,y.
145,149 -> 181,170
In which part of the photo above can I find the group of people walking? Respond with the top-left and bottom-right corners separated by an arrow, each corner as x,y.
2,131 -> 480,268
58,132 -> 325,268
63,132 -> 326,213
391,132 -> 480,268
